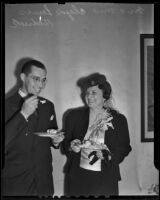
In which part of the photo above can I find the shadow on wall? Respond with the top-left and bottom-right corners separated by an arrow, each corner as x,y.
5,57 -> 33,99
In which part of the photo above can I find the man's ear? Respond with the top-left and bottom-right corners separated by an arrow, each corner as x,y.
20,73 -> 26,82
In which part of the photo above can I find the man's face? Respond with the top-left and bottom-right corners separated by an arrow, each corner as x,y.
21,66 -> 47,96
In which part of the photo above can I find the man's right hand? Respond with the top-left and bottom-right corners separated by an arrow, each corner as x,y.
21,95 -> 38,119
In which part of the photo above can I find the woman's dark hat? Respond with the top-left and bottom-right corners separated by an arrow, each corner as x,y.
77,73 -> 107,91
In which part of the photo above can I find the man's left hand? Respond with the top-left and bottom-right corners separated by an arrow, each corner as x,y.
47,129 -> 64,145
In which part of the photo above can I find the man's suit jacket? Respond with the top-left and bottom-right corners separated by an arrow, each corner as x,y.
63,107 -> 132,182
2,92 -> 58,196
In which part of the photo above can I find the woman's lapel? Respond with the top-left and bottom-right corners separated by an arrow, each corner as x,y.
77,107 -> 89,141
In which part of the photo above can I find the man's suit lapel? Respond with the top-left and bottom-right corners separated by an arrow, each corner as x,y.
35,99 -> 42,131
27,99 -> 40,132
35,98 -> 49,132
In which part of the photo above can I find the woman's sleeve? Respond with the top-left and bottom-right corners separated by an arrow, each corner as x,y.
62,112 -> 74,157
111,114 -> 132,165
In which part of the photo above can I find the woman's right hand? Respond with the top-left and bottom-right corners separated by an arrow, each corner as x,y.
70,139 -> 81,153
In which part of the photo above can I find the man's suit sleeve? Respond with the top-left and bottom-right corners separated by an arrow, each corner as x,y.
5,102 -> 27,149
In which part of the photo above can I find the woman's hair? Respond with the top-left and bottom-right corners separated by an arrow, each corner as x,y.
77,73 -> 112,101
98,81 -> 112,101
21,59 -> 47,75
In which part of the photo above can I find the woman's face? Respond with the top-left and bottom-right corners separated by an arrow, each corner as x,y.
85,85 -> 104,109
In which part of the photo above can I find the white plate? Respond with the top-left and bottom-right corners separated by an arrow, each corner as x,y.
34,131 -> 63,137
80,145 -> 102,150
34,132 -> 51,137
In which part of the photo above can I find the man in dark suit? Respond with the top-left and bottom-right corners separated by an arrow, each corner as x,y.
2,59 -> 64,197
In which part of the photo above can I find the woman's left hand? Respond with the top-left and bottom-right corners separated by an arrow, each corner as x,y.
96,150 -> 104,160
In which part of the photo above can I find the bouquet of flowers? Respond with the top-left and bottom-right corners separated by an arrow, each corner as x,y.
81,111 -> 114,165
85,110 -> 114,144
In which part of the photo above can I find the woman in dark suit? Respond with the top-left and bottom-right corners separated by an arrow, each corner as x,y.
63,73 -> 132,197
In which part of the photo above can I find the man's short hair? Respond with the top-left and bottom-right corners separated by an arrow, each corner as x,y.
21,59 -> 46,75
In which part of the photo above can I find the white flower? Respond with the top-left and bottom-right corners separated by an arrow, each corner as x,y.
102,116 -> 114,131
40,100 -> 46,104
106,116 -> 113,122
50,115 -> 54,121
95,115 -> 114,131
